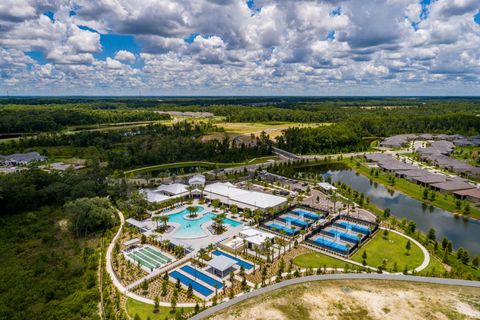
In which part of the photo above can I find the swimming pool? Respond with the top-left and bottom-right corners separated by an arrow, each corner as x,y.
167,207 -> 242,238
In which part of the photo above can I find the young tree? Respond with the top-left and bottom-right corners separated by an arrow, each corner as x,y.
383,208 -> 391,219
142,279 -> 149,293
427,228 -> 436,242
153,296 -> 160,313
405,240 -> 411,255
406,220 -> 416,234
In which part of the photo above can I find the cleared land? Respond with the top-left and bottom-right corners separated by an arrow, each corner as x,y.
208,280 -> 480,320
351,232 -> 424,271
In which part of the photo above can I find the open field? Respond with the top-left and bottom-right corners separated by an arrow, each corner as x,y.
346,159 -> 480,220
208,280 -> 480,320
351,232 -> 424,272
126,297 -> 193,320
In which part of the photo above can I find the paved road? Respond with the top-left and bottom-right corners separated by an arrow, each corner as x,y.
189,274 -> 480,320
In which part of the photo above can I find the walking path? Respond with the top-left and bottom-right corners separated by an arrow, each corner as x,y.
385,227 -> 430,272
189,274 -> 480,320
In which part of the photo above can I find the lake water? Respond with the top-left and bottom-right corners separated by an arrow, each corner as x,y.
293,163 -> 480,256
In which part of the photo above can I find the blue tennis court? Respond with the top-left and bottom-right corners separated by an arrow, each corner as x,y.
338,221 -> 370,235
325,228 -> 359,243
312,236 -> 349,254
169,271 -> 213,297
212,250 -> 254,270
280,215 -> 309,228
265,222 -> 296,236
292,209 -> 320,220
180,265 -> 223,289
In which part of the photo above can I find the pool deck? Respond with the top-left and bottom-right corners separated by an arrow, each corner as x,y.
153,203 -> 246,251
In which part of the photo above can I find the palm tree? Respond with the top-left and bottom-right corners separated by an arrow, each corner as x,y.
152,216 -> 161,229
330,191 -> 338,214
159,215 -> 169,228
187,205 -> 197,218
254,209 -> 263,224
198,248 -> 206,264
347,198 -> 354,217
212,199 -> 220,211
230,205 -> 238,217
212,213 -> 226,234
243,208 -> 252,220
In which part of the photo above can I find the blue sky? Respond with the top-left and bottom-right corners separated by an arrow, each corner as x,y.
0,0 -> 479,96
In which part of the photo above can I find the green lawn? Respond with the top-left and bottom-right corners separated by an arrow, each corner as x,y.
293,252 -> 355,269
126,298 -> 193,320
345,159 -> 480,219
418,256 -> 446,276
351,232 -> 425,272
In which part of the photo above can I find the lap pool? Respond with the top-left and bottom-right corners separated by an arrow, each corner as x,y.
167,207 -> 242,238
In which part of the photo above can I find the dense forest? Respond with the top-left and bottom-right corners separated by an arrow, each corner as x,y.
0,122 -> 273,169
0,162 -> 119,319
277,113 -> 480,154
0,105 -> 170,133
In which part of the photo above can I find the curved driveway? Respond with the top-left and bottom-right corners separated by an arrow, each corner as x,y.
189,273 -> 480,320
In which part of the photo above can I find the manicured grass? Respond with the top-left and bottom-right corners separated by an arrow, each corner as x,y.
345,159 -> 480,219
293,252 -> 355,269
418,256 -> 446,276
126,298 -> 193,320
351,232 -> 425,272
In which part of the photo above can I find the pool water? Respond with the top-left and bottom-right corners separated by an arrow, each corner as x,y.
167,207 -> 242,238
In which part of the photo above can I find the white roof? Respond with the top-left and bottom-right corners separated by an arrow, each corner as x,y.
204,182 -> 286,209
240,226 -> 276,239
123,238 -> 140,246
141,189 -> 172,202
126,218 -> 145,229
189,174 -> 206,185
156,183 -> 188,196
318,182 -> 337,191
246,234 -> 274,246
207,255 -> 237,271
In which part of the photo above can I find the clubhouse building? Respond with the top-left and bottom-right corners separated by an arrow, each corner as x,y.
142,174 -> 287,211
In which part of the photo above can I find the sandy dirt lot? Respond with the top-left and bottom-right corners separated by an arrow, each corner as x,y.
209,280 -> 480,320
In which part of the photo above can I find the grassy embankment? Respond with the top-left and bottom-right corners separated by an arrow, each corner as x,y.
344,158 -> 480,220
126,298 -> 193,320
123,156 -> 279,177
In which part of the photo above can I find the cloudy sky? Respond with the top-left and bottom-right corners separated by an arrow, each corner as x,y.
0,0 -> 479,96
